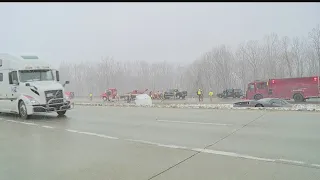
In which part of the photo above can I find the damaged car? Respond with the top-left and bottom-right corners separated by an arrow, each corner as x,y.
233,98 -> 292,108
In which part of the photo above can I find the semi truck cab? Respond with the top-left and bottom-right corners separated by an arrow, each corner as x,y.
0,54 -> 72,119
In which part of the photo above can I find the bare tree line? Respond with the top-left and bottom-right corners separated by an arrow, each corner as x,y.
59,25 -> 320,96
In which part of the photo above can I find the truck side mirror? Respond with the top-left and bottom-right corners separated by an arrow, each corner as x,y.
63,80 -> 69,88
56,71 -> 60,81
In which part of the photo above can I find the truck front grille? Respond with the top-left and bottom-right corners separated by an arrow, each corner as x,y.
45,90 -> 63,104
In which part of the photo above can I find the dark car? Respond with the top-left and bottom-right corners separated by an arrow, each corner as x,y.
164,89 -> 187,99
233,98 -> 292,108
217,89 -> 243,98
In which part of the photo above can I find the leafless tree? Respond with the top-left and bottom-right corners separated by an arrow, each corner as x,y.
280,36 -> 293,77
58,24 -> 320,97
309,24 -> 320,76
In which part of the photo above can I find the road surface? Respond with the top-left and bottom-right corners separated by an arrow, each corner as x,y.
0,107 -> 320,180
73,97 -> 320,105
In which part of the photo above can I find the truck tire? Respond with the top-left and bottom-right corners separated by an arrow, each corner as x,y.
293,93 -> 304,102
57,110 -> 67,116
19,101 -> 30,120
254,94 -> 263,100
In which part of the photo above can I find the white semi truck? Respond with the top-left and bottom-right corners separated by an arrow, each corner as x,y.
0,54 -> 72,119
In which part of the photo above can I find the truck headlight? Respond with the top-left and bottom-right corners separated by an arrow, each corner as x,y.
24,95 -> 40,105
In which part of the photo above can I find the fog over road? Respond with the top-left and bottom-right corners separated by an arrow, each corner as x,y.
1,106 -> 320,180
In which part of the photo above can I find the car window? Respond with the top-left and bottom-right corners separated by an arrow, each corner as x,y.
256,82 -> 267,89
270,99 -> 282,104
248,84 -> 254,91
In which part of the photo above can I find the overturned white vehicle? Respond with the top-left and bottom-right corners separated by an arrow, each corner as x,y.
135,94 -> 153,106
0,54 -> 72,119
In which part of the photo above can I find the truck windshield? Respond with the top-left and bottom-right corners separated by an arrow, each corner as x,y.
19,70 -> 54,82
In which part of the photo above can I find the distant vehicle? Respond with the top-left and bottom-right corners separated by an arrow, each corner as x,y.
217,89 -> 243,98
0,54 -> 71,119
65,91 -> 75,107
131,89 -> 148,95
164,89 -> 187,99
120,88 -> 148,102
246,77 -> 320,102
233,98 -> 292,108
101,88 -> 117,101
65,91 -> 74,100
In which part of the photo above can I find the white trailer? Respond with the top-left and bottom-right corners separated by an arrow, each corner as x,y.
0,54 -> 72,119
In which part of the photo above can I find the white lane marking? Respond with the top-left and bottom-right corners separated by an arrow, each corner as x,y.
42,125 -> 54,129
277,159 -> 305,164
156,119 -> 232,126
65,129 -> 118,140
5,120 -> 38,126
125,139 -> 188,150
2,118 -> 320,169
66,129 -> 79,133
5,120 -> 20,123
311,164 -> 320,168
126,139 -> 159,146
20,122 -> 38,126
236,154 -> 275,162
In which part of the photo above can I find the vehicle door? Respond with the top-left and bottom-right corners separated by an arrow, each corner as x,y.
246,84 -> 255,99
256,82 -> 268,97
0,71 -> 10,112
8,71 -> 20,111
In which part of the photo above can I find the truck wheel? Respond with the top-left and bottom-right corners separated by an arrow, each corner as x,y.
57,110 -> 67,116
254,94 -> 263,100
293,93 -> 304,102
19,101 -> 30,120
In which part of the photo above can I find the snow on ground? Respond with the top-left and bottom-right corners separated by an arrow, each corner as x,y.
74,102 -> 320,112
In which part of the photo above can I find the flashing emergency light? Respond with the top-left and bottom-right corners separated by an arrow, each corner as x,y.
313,77 -> 318,81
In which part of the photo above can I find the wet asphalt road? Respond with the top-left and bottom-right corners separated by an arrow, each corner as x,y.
1,106 -> 320,180
73,97 -> 320,105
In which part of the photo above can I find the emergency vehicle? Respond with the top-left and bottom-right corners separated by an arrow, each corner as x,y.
246,76 -> 320,102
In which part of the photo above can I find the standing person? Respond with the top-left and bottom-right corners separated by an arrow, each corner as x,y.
89,93 -> 93,101
209,91 -> 213,102
197,88 -> 202,102
107,90 -> 112,101
201,89 -> 204,101
174,90 -> 177,100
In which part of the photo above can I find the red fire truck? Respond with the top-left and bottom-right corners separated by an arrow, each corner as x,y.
101,88 -> 118,101
245,76 -> 320,102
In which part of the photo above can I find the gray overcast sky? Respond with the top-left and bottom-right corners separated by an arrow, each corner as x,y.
0,3 -> 319,67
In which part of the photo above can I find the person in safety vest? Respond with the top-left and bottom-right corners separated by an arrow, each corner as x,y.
209,91 -> 213,102
197,89 -> 202,102
89,93 -> 93,101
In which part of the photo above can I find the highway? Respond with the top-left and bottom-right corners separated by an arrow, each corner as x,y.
73,96 -> 320,105
1,106 -> 320,180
